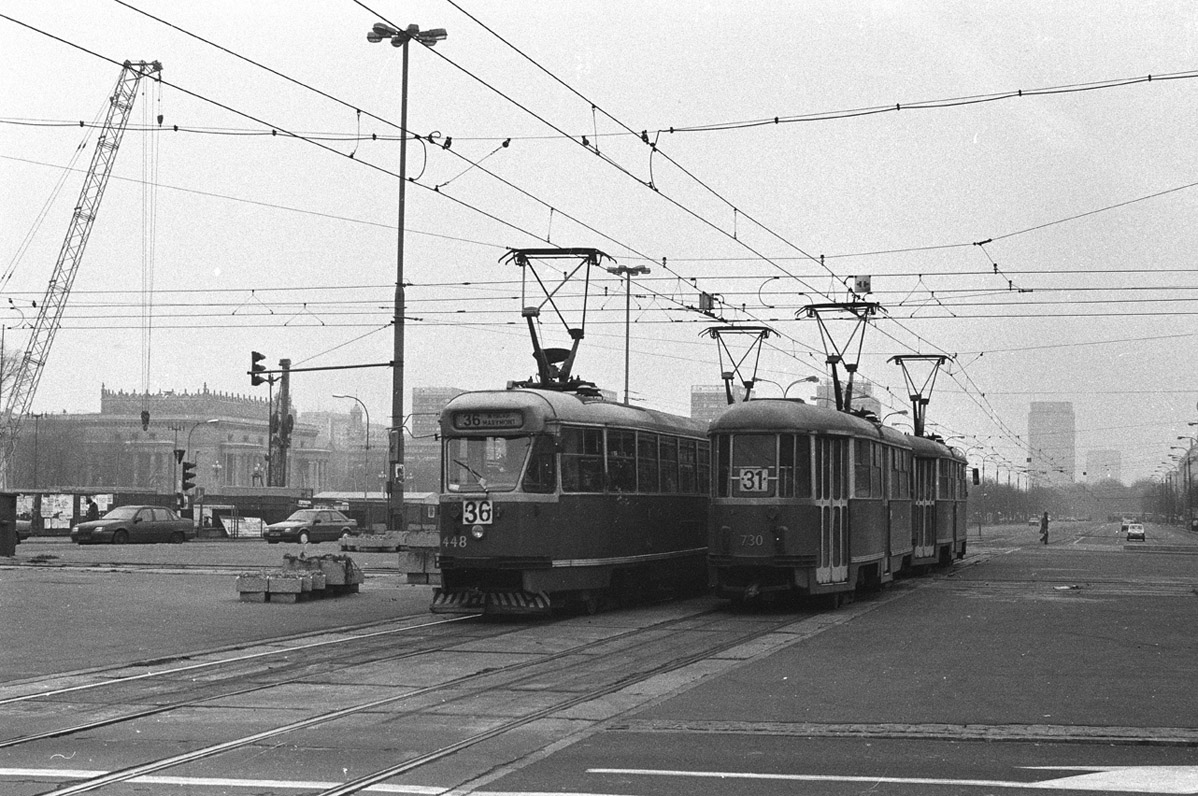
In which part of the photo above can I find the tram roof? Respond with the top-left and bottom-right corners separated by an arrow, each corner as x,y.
710,399 -> 908,445
442,388 -> 707,436
906,433 -> 967,461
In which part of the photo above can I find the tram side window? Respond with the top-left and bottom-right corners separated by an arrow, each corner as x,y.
679,439 -> 698,493
638,433 -> 660,493
561,427 -> 605,492
715,434 -> 731,497
697,439 -> 711,495
659,436 -> 680,492
607,429 -> 637,492
521,434 -> 557,493
873,445 -> 884,498
938,459 -> 952,499
854,439 -> 872,498
891,449 -> 911,500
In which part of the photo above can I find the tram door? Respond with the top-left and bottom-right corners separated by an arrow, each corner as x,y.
913,459 -> 936,559
814,436 -> 849,584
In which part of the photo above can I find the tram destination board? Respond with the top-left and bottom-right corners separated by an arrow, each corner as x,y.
452,410 -> 524,430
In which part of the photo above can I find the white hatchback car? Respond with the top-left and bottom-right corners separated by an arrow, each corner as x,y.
1126,523 -> 1145,541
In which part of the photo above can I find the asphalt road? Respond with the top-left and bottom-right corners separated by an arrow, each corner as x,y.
0,538 -> 432,683
2,520 -> 1196,795
483,521 -> 1198,796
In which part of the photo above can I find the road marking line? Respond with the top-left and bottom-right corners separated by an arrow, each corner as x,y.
587,766 -> 1198,793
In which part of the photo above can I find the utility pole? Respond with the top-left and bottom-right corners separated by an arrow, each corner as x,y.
270,359 -> 292,487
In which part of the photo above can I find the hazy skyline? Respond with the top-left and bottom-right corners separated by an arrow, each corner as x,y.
3,1 -> 1197,483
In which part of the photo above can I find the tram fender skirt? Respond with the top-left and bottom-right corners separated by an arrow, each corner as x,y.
431,589 -> 487,614
486,590 -> 552,616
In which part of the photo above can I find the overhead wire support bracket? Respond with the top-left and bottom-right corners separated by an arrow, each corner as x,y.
700,325 -> 775,405
797,301 -> 882,413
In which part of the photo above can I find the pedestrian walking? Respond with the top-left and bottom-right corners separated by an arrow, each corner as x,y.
1039,511 -> 1049,545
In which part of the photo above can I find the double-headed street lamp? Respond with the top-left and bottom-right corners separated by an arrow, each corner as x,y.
366,21 -> 447,532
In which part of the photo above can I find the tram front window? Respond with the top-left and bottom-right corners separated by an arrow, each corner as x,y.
731,434 -> 777,497
445,436 -> 532,492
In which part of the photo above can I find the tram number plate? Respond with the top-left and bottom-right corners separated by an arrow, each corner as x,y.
462,499 -> 493,525
738,467 -> 770,492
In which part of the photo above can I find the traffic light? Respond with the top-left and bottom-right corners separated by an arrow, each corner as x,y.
181,461 -> 197,492
250,351 -> 267,386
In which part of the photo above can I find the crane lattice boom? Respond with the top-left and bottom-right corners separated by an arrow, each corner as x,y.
1,60 -> 161,481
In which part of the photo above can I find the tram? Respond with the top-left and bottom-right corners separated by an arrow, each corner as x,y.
431,388 -> 711,615
707,398 -> 967,604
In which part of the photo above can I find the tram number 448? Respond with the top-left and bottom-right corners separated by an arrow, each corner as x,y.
461,499 -> 494,525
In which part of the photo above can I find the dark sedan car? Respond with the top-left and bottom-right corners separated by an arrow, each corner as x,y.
70,505 -> 196,545
263,509 -> 356,544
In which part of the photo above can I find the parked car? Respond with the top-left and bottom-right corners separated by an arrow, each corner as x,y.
1126,523 -> 1145,542
15,517 -> 31,541
70,505 -> 196,545
263,509 -> 356,545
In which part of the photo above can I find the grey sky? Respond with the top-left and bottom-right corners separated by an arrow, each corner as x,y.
3,1 -> 1197,482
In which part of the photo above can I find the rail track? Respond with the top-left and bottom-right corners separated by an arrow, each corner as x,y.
0,588 -> 914,796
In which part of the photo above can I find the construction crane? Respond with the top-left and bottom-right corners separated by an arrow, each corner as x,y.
0,60 -> 162,484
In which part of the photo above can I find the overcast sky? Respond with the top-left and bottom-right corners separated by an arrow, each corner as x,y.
3,1 -> 1197,483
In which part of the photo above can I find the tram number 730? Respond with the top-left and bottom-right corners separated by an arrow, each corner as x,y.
738,467 -> 771,492
461,499 -> 493,525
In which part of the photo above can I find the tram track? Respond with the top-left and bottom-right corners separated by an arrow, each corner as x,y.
0,613 -> 479,707
14,597 -> 885,796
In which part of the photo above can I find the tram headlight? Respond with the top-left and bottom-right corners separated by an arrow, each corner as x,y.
470,524 -> 486,540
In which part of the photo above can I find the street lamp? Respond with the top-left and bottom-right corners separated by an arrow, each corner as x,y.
186,418 -> 220,460
784,375 -> 820,398
881,409 -> 909,424
605,264 -> 650,404
366,20 -> 447,532
334,394 -> 371,525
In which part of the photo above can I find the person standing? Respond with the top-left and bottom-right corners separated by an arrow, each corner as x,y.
1039,511 -> 1049,545
85,497 -> 100,522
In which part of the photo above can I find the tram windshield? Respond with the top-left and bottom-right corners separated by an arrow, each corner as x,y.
445,435 -> 534,493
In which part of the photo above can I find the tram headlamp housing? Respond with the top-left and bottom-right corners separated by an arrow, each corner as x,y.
470,524 -> 486,540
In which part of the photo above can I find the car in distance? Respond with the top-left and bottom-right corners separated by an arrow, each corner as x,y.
70,505 -> 196,545
1125,523 -> 1146,542
263,509 -> 356,545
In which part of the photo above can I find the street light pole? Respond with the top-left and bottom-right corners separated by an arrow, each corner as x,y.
605,264 -> 650,404
367,21 -> 447,532
334,394 -> 371,527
